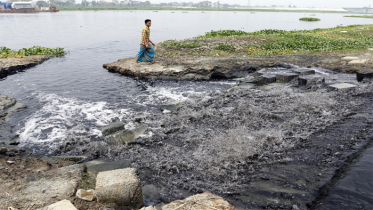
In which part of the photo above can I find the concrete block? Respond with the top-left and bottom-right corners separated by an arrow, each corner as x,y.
341,56 -> 359,61
85,159 -> 131,177
242,74 -> 276,86
45,200 -> 77,210
298,75 -> 325,86
348,59 -> 368,65
329,83 -> 357,91
95,168 -> 143,208
276,73 -> 298,83
357,70 -> 373,82
293,69 -> 316,75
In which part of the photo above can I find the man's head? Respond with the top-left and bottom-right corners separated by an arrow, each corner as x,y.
145,19 -> 151,27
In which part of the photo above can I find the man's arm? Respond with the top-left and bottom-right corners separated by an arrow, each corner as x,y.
149,39 -> 155,46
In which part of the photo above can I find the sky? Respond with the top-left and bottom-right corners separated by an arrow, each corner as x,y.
149,0 -> 372,8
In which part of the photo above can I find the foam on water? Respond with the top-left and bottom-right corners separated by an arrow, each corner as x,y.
17,93 -> 128,154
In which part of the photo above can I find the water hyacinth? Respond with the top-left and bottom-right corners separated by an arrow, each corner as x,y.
299,17 -> 321,21
0,46 -> 65,58
194,25 -> 373,56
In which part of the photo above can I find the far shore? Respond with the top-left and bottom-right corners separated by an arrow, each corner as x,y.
58,6 -> 358,14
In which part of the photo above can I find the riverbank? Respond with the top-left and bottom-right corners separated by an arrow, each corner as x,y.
58,7 -> 351,14
104,25 -> 373,80
0,55 -> 50,79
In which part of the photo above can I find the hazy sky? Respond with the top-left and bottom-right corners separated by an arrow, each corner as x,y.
150,0 -> 371,8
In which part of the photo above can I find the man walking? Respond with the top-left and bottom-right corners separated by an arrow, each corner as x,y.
135,19 -> 156,65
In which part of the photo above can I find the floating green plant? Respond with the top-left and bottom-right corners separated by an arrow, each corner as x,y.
0,46 -> 66,58
299,17 -> 321,21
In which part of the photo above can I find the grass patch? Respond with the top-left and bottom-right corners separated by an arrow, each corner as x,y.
299,17 -> 320,21
161,40 -> 201,49
195,25 -> 373,56
215,44 -> 235,51
344,15 -> 373,19
0,46 -> 65,58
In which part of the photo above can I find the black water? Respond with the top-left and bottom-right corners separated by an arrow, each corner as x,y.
1,10 -> 373,209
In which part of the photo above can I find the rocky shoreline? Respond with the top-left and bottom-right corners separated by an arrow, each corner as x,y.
103,50 -> 372,81
0,55 -> 50,79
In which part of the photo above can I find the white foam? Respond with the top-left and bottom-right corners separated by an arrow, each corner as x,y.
17,93 -> 128,149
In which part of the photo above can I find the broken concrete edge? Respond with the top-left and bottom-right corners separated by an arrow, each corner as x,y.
0,55 -> 50,79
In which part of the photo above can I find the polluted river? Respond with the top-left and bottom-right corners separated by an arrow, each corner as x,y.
1,11 -> 373,209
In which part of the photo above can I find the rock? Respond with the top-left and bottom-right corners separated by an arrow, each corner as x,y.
162,192 -> 235,210
49,156 -> 89,163
140,207 -> 156,210
348,59 -> 368,65
95,168 -> 143,208
76,189 -> 96,201
163,110 -> 171,114
41,156 -> 60,165
8,138 -> 20,146
0,95 -> 16,111
101,122 -> 124,136
44,199 -> 77,210
341,56 -> 359,61
293,69 -> 316,75
0,147 -> 8,155
107,125 -> 147,144
329,83 -> 357,91
160,101 -> 183,111
85,159 -> 132,178
356,70 -> 373,82
298,75 -> 325,86
276,73 -> 298,83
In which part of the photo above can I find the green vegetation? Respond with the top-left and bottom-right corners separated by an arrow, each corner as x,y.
344,15 -> 373,19
193,25 -> 373,56
215,44 -> 235,51
299,17 -> 321,21
0,46 -> 65,58
58,7 -> 349,14
162,40 -> 201,49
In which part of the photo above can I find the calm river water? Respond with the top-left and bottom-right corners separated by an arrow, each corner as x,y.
1,10 -> 372,209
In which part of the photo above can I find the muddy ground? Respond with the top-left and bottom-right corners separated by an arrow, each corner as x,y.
0,55 -> 49,79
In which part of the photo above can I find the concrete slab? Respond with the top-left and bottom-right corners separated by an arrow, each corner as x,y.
329,83 -> 357,91
341,56 -> 359,61
45,200 -> 77,210
260,83 -> 286,90
298,75 -> 325,86
348,59 -> 368,65
293,69 -> 316,75
276,73 -> 298,83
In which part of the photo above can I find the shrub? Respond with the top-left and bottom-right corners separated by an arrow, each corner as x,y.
215,44 -> 235,51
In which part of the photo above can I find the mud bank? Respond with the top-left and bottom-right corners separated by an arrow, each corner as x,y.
103,51 -> 372,80
0,55 -> 50,79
